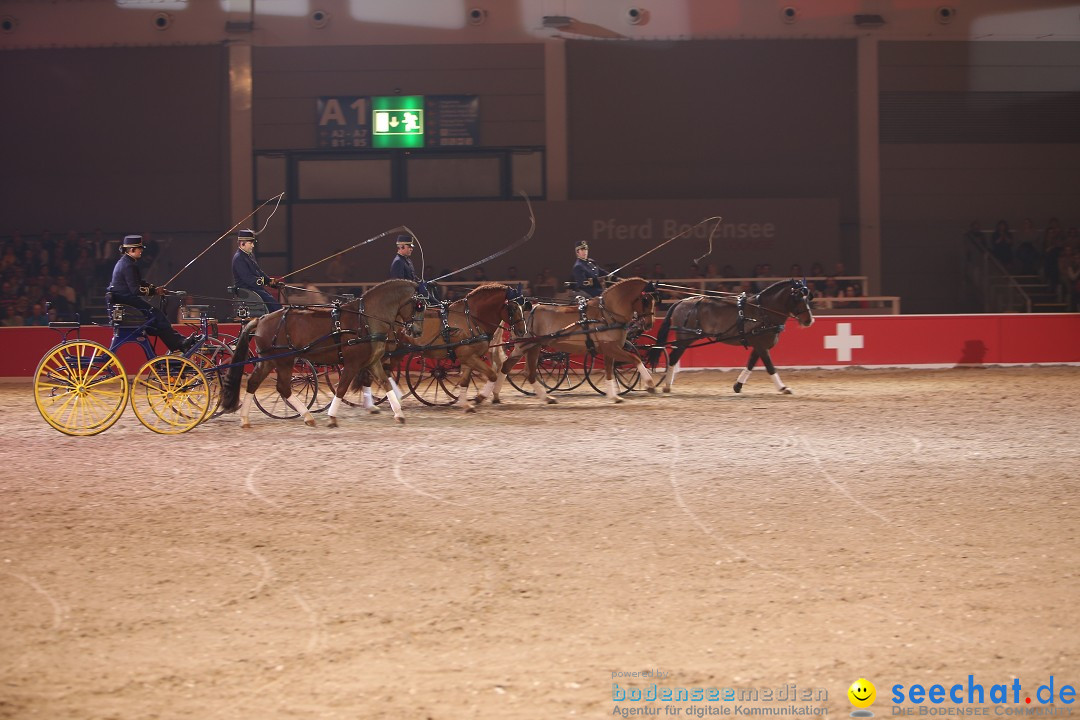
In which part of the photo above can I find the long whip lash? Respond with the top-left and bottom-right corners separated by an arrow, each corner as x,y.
162,192 -> 285,287
431,192 -> 537,282
280,225 -> 411,281
608,215 -> 722,278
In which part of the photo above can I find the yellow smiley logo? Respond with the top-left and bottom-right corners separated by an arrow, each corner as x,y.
848,678 -> 877,708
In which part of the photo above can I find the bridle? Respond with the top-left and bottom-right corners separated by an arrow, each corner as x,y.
396,293 -> 428,338
505,293 -> 531,337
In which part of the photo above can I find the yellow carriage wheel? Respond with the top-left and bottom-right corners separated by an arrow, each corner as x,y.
34,340 -> 129,436
130,356 -> 211,434
189,338 -> 233,419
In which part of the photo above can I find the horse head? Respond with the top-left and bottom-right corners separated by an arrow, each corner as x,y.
403,286 -> 429,339
759,279 -> 814,328
787,279 -> 815,327
504,285 -> 531,337
602,277 -> 657,329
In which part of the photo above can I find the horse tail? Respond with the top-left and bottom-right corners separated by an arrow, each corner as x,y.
648,301 -> 679,365
221,318 -> 258,412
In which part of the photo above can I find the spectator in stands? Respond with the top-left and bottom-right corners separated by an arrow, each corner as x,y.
821,276 -> 841,298
809,262 -> 826,294
1,305 -> 23,327
832,261 -> 851,292
963,220 -> 985,248
26,302 -> 49,326
789,263 -> 803,279
990,219 -> 1014,269
1042,223 -> 1065,290
472,265 -> 488,283
1062,246 -> 1080,311
1014,218 -> 1040,276
44,282 -> 74,321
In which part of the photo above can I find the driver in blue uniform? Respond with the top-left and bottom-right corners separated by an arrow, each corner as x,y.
571,241 -> 608,297
389,234 -> 416,281
107,234 -> 195,353
231,229 -> 282,312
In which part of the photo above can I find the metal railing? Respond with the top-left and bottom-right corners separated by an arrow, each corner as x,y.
963,236 -> 1032,313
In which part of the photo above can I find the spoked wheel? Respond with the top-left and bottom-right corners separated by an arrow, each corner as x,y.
130,355 -> 211,434
544,351 -> 590,391
503,353 -> 535,396
190,337 -> 233,419
585,334 -> 666,395
252,358 -> 319,419
404,353 -> 468,406
620,333 -> 668,392
34,340 -> 129,436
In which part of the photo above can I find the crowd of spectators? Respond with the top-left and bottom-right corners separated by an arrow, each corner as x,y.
0,229 -> 160,326
966,216 -> 1080,310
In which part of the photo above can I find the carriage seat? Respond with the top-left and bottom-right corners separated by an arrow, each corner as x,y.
106,300 -> 149,328
227,285 -> 268,320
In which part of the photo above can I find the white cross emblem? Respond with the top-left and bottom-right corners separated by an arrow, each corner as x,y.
824,322 -> 864,362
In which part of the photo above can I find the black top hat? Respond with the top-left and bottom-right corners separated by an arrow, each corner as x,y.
237,229 -> 256,243
396,234 -> 414,247
120,235 -> 144,250
575,241 -> 589,251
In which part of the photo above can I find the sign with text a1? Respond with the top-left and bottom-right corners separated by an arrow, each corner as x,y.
316,96 -> 370,149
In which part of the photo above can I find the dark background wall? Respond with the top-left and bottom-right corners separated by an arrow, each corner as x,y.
879,41 -> 1080,312
0,46 -> 227,233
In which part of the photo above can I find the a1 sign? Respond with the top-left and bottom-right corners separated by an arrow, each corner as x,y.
316,96 -> 370,149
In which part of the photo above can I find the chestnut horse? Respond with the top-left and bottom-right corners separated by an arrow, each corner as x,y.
358,283 -> 529,412
499,277 -> 659,403
648,279 -> 814,394
220,279 -> 425,426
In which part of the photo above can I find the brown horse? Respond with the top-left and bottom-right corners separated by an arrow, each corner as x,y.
649,279 -> 814,394
220,279 -> 425,426
499,277 -> 659,404
381,283 -> 529,411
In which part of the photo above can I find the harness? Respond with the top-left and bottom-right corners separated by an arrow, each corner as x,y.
666,287 -> 804,350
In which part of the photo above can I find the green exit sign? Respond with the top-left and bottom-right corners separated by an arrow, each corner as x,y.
371,95 -> 424,148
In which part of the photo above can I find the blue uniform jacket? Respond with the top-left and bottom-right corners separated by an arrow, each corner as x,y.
232,249 -> 272,290
572,258 -> 607,297
108,254 -> 149,297
389,253 -> 416,281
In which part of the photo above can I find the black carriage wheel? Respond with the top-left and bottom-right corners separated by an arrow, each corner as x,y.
585,335 -> 663,396
252,358 -> 319,419
404,353 -> 464,407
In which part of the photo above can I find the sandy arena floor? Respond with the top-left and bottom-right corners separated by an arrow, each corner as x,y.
2,366 -> 1078,719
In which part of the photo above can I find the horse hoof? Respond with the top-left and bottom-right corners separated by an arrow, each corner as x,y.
395,416 -> 405,424
491,397 -> 501,405
780,387 -> 793,395
612,397 -> 623,404
327,417 -> 338,428
464,405 -> 477,414
733,382 -> 743,393
304,418 -> 316,427
662,386 -> 671,394
646,385 -> 657,394
367,407 -> 381,414
240,420 -> 251,429
544,397 -> 558,405
472,396 -> 487,406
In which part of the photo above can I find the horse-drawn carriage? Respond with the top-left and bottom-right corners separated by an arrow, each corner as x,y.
33,295 -> 230,435
32,272 -> 816,435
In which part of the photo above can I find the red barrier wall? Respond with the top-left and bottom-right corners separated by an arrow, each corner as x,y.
3,314 -> 1079,378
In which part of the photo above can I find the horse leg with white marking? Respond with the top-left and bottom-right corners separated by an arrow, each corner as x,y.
734,350 -> 760,394
759,348 -> 792,394
367,362 -> 405,423
460,355 -> 497,412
